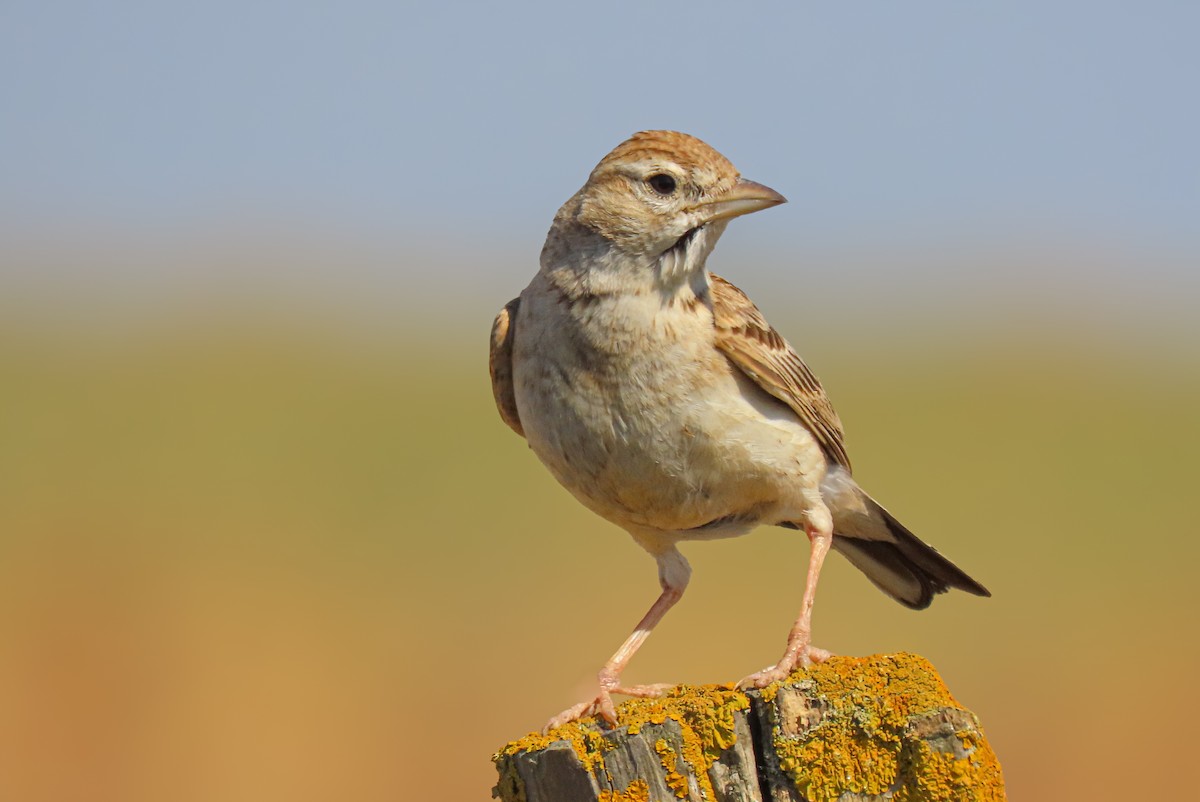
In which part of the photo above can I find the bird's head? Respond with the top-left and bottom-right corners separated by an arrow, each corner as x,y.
544,131 -> 786,288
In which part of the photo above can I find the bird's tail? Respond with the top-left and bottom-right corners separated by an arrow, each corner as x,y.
821,467 -> 991,610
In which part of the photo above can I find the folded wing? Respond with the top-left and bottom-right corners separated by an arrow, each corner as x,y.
489,297 -> 524,437
709,273 -> 851,471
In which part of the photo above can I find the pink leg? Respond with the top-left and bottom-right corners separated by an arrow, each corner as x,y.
739,526 -> 833,689
545,548 -> 689,731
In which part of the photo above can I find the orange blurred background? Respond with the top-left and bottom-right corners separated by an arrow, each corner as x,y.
1,236 -> 1197,800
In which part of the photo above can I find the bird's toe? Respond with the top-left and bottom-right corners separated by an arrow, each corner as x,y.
543,681 -> 675,732
738,645 -> 831,689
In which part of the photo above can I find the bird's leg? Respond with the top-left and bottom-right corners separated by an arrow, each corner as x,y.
545,548 -> 689,731
543,587 -> 682,731
740,525 -> 833,689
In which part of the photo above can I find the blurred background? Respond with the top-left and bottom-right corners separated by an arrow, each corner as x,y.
2,2 -> 1197,799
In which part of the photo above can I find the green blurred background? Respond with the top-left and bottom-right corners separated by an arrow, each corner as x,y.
3,2 -> 1198,800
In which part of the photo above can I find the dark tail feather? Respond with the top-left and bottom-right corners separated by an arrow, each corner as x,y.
833,502 -> 990,611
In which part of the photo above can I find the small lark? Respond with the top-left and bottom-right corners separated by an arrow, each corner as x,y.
490,131 -> 989,730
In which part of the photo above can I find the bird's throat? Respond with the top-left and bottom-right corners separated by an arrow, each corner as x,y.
656,224 -> 710,287
670,225 -> 703,256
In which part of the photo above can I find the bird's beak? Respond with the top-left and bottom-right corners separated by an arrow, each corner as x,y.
692,178 -> 787,225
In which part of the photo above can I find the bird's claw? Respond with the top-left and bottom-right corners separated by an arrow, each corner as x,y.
544,682 -> 674,732
737,644 -> 831,689
544,696 -> 609,733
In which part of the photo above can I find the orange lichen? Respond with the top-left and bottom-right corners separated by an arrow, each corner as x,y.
765,653 -> 1005,801
895,730 -> 1006,802
493,720 -> 613,802
598,779 -> 651,802
494,654 -> 1004,802
653,737 -> 688,798
494,682 -> 749,802
620,683 -> 749,800
496,720 -> 611,775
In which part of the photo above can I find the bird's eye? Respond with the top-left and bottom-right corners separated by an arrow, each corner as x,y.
647,173 -> 677,195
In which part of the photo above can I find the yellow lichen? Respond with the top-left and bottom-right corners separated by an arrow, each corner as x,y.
619,682 -> 749,800
495,654 -> 1004,802
495,717 -> 612,775
598,779 -> 651,802
493,719 -> 613,802
894,730 -> 1006,802
494,682 -> 750,802
765,653 -> 1004,801
654,737 -> 688,798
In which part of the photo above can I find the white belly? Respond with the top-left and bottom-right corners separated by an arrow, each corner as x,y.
511,282 -> 827,537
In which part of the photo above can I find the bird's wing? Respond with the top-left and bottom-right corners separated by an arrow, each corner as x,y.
489,297 -> 525,437
709,273 -> 851,470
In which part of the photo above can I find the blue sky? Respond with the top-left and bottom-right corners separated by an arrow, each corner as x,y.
2,2 -> 1197,299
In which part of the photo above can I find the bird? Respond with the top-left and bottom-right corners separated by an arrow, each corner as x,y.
489,130 -> 989,730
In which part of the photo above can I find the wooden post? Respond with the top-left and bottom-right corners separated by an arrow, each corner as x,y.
494,653 -> 1005,801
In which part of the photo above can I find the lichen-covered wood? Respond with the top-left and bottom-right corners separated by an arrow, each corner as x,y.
493,653 -> 1005,802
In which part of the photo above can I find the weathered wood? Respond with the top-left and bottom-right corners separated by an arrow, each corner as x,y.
494,653 -> 1005,801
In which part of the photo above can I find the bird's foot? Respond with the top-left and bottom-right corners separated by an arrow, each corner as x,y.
737,644 -> 832,690
544,682 -> 674,732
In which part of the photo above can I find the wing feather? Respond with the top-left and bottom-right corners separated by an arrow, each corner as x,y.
489,297 -> 525,437
709,274 -> 851,470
